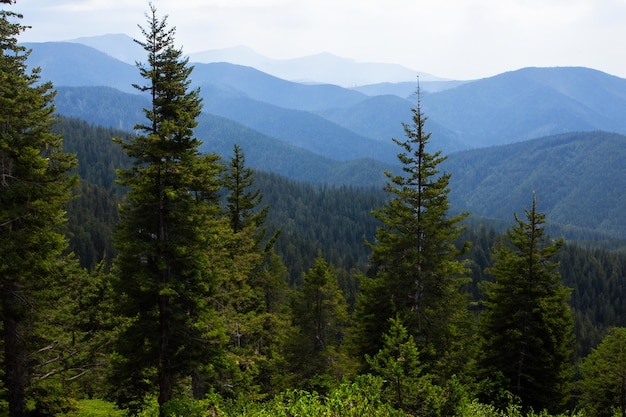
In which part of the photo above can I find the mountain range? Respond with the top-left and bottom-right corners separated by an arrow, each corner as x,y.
69,34 -> 443,87
20,35 -> 626,239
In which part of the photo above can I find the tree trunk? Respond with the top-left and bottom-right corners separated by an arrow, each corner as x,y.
4,314 -> 27,417
158,293 -> 173,416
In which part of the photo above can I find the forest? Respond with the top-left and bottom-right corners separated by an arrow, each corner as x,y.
2,3 -> 626,417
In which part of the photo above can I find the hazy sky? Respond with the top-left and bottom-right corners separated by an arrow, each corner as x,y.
10,0 -> 626,80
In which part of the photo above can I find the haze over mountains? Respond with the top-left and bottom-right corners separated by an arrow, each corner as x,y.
70,34 -> 443,87
21,34 -> 626,239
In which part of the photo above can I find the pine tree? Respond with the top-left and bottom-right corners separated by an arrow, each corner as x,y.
365,316 -> 468,416
110,4 -> 226,414
287,257 -> 352,392
477,194 -> 574,413
580,327 -> 626,417
210,144 -> 288,398
0,4 -> 77,416
352,85 -> 470,377
365,316 -> 431,412
223,144 -> 268,235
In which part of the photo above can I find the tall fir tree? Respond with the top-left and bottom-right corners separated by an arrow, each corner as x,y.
110,4 -> 227,414
287,257 -> 352,392
352,85 -> 470,378
477,194 -> 574,413
0,3 -> 77,416
203,144 -> 288,399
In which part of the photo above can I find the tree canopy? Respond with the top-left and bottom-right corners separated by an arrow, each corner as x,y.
477,195 -> 574,413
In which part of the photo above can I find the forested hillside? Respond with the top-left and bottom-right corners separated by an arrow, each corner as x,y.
58,115 -> 626,383
444,131 -> 626,240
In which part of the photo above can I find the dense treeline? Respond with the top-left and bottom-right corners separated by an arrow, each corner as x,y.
54,115 -> 626,408
3,3 -> 626,416
57,116 -> 626,363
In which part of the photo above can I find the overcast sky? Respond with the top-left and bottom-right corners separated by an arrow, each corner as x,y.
9,0 -> 626,80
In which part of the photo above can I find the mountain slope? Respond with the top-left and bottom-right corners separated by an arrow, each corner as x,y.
424,67 -> 626,148
317,94 -> 467,152
52,86 -> 393,186
54,86 -> 147,131
189,48 -> 436,87
24,41 -> 626,157
443,131 -> 626,238
198,84 -> 398,163
68,33 -> 145,64
191,62 -> 368,111
23,42 -> 141,94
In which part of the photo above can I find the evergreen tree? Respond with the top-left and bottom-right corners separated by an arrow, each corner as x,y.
0,4 -> 77,416
579,327 -> 626,417
365,316 -> 440,414
210,145 -> 288,398
477,195 -> 574,413
352,86 -> 470,377
223,144 -> 268,235
287,257 -> 352,392
110,4 -> 226,414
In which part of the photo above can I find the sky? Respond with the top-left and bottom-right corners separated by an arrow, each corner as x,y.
9,0 -> 626,80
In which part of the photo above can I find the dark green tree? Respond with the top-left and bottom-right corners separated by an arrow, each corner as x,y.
287,257 -> 352,392
352,86 -> 470,377
208,144 -> 288,399
110,4 -> 226,414
0,4 -> 78,416
579,327 -> 626,417
223,144 -> 268,235
365,316 -> 440,414
476,195 -> 574,413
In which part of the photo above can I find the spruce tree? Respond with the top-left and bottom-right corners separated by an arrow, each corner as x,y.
203,144 -> 288,399
0,3 -> 77,416
352,86 -> 470,377
580,327 -> 626,417
477,194 -> 574,413
223,144 -> 268,235
365,316 -> 431,412
110,4 -> 226,414
287,257 -> 351,392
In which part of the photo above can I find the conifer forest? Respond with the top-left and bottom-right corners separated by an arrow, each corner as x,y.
2,3 -> 626,417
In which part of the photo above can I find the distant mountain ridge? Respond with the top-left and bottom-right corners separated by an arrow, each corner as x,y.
422,67 -> 626,147
68,34 -> 440,87
18,39 -> 626,238
24,41 -> 141,94
24,39 -> 626,153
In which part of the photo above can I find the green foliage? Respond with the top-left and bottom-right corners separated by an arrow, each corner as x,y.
7,3 -> 626,415
365,316 -> 441,414
110,4 -> 227,413
0,4 -> 80,416
353,88 -> 471,377
286,257 -> 354,392
61,399 -> 125,417
477,195 -> 574,413
65,181 -> 121,270
222,375 -> 409,416
445,131 -> 626,240
259,172 -> 384,288
559,246 -> 626,359
579,327 -> 626,417
56,117 -> 132,190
